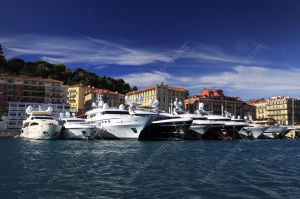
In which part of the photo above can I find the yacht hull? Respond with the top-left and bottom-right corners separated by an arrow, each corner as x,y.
62,128 -> 93,140
95,116 -> 151,140
20,124 -> 62,140
138,119 -> 192,140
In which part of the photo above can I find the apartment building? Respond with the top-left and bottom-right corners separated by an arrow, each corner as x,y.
126,82 -> 188,112
0,75 -> 68,117
185,88 -> 256,118
249,96 -> 300,125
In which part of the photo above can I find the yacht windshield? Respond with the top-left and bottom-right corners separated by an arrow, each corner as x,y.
212,118 -> 231,121
193,118 -> 208,120
103,111 -> 129,115
66,119 -> 86,123
33,117 -> 54,120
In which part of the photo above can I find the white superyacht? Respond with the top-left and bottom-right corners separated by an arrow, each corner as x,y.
20,106 -> 62,140
85,95 -> 151,140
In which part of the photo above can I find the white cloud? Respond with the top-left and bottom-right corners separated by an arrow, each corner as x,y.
0,34 -> 171,65
0,34 -> 253,66
199,66 -> 300,98
121,66 -> 300,99
120,71 -> 172,88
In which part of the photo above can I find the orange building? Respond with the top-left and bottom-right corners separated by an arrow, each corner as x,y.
185,88 -> 256,118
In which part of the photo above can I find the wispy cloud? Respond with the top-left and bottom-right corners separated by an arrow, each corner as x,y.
121,66 -> 300,99
0,34 -> 256,67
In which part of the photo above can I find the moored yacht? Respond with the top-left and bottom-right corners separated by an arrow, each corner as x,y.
59,112 -> 98,140
239,124 -> 267,139
127,97 -> 192,140
173,99 -> 224,139
262,125 -> 296,139
85,95 -> 151,140
20,106 -> 62,140
180,102 -> 250,140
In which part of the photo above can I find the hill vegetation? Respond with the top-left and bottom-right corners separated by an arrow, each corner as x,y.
0,48 -> 137,94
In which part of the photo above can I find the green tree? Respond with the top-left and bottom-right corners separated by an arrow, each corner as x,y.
7,58 -> 25,75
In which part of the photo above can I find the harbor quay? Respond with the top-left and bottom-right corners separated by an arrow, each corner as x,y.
0,130 -> 19,138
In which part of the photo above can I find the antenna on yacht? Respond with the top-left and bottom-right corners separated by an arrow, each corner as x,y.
96,94 -> 105,108
292,98 -> 295,127
149,98 -> 153,107
199,102 -> 204,111
221,104 -> 224,116
170,99 -> 173,114
103,103 -> 109,109
119,104 -> 125,110
173,98 -> 182,115
65,112 -> 71,118
125,96 -> 130,105
26,106 -> 33,114
46,107 -> 53,113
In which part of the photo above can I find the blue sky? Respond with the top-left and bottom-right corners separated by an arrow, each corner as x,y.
1,0 -> 300,99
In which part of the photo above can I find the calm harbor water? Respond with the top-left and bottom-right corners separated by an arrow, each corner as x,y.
0,139 -> 299,199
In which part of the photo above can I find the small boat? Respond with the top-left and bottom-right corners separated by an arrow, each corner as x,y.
20,106 -> 62,140
59,112 -> 98,140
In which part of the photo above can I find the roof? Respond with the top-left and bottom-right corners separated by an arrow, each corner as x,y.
247,98 -> 268,104
92,88 -> 119,95
0,75 -> 63,83
127,85 -> 187,95
197,88 -> 224,97
127,86 -> 156,95
168,87 -> 188,92
69,84 -> 84,87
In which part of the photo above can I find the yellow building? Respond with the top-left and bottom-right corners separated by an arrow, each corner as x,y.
248,96 -> 300,125
126,82 -> 188,112
248,99 -> 268,119
84,89 -> 124,111
67,84 -> 124,114
67,84 -> 93,114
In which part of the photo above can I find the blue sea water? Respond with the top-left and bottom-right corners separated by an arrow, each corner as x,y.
0,139 -> 299,199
